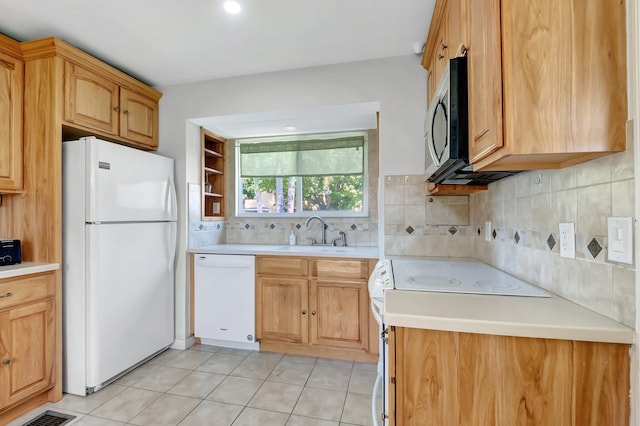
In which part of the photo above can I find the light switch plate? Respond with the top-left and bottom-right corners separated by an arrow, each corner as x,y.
559,223 -> 575,259
485,221 -> 492,242
607,217 -> 633,264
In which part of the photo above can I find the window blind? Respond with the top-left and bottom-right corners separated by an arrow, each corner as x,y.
239,136 -> 364,177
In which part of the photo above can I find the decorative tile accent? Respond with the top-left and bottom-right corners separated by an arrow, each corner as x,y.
477,227 -> 481,236
448,226 -> 458,235
244,224 -> 250,229
492,229 -> 497,239
514,231 -> 520,244
405,226 -> 414,235
547,234 -> 556,250
296,224 -> 301,229
351,224 -> 357,230
269,224 -> 275,229
587,238 -> 602,258
199,224 -> 204,230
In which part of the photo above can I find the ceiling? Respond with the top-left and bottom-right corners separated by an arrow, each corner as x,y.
0,0 -> 434,138
0,0 -> 435,87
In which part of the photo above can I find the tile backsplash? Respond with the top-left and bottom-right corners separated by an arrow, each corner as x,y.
188,183 -> 224,248
383,145 -> 635,327
383,175 -> 475,258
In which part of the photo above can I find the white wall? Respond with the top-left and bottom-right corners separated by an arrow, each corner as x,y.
157,55 -> 428,346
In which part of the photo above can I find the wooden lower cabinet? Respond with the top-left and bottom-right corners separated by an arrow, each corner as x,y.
0,272 -> 57,418
390,327 -> 630,426
309,279 -> 368,351
0,299 -> 55,409
256,256 -> 377,362
256,276 -> 308,344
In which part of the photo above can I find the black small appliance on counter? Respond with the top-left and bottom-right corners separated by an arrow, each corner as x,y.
0,239 -> 22,265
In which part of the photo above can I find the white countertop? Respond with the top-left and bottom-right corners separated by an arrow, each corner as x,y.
189,244 -> 379,259
0,262 -> 60,280
384,290 -> 634,344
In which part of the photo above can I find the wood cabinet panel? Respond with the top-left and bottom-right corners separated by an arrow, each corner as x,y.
573,341 -> 630,426
256,276 -> 308,344
64,61 -> 119,136
392,328 -> 629,425
311,259 -> 368,280
466,0 -> 504,163
119,88 -> 158,149
0,273 -> 56,311
309,280 -> 368,350
0,299 -> 55,408
394,328 -> 459,426
257,256 -> 308,277
0,42 -> 24,192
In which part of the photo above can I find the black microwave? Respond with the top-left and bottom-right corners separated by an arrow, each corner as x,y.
425,56 -> 517,185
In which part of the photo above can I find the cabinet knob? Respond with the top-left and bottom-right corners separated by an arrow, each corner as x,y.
311,311 -> 316,316
441,43 -> 448,51
113,106 -> 120,112
0,292 -> 13,298
302,310 -> 307,315
123,110 -> 129,115
437,53 -> 445,60
2,358 -> 10,365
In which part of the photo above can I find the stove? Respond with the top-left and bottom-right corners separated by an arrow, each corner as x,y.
390,258 -> 549,297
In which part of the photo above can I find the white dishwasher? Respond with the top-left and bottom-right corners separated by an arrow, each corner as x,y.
194,254 -> 258,350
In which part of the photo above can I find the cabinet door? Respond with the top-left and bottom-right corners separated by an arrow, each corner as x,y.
467,0 -> 504,163
119,88 -> 159,150
309,279 -> 368,350
0,49 -> 23,191
0,299 -> 55,409
256,277 -> 308,344
64,62 -> 119,136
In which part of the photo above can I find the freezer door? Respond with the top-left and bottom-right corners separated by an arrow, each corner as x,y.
85,137 -> 177,222
85,222 -> 176,389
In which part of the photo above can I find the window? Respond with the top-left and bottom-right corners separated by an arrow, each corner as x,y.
236,132 -> 368,216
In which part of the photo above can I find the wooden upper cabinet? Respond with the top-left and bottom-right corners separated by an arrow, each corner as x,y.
64,61 -> 159,150
424,0 -> 466,104
424,0 -> 627,172
469,0 -> 627,170
466,0 -> 504,163
0,36 -> 24,193
119,88 -> 158,149
64,62 -> 119,136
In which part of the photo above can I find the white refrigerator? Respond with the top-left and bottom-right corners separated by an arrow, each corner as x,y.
62,137 -> 177,396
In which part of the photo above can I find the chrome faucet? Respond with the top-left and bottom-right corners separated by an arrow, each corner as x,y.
304,215 -> 326,245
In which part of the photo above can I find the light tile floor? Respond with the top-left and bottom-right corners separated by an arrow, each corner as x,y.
9,345 -> 380,426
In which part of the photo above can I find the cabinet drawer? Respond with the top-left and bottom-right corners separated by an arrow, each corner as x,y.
311,259 -> 368,280
0,272 -> 56,310
257,256 -> 308,277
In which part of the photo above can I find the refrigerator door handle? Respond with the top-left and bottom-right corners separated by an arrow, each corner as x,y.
166,172 -> 178,221
169,223 -> 177,267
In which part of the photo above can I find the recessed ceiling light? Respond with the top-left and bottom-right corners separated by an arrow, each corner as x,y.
224,0 -> 242,14
284,126 -> 297,132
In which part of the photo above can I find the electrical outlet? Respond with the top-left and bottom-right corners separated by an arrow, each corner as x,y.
559,223 -> 575,259
484,221 -> 492,242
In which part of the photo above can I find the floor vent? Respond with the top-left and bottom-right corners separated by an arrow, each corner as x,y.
21,411 -> 76,426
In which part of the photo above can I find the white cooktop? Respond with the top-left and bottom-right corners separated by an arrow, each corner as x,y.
390,258 -> 549,298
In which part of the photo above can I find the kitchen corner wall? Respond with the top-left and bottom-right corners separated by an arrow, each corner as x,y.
383,145 -> 635,327
383,175 -> 476,258
221,129 -> 379,248
473,146 -> 635,327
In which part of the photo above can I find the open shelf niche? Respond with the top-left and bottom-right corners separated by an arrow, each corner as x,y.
201,127 -> 226,220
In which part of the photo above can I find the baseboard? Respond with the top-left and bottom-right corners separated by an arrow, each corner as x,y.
170,336 -> 196,350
